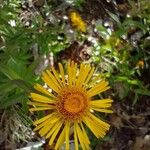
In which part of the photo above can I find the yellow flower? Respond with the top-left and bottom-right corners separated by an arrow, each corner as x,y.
136,60 -> 144,69
28,61 -> 113,150
69,11 -> 87,32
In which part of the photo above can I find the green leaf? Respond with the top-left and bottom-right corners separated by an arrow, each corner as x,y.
11,79 -> 35,93
133,92 -> 138,106
107,10 -> 121,25
135,88 -> 150,96
27,58 -> 40,74
123,19 -> 147,33
0,64 -> 22,80
0,82 -> 16,94
115,76 -> 140,85
133,88 -> 150,105
0,92 -> 26,109
96,25 -> 110,39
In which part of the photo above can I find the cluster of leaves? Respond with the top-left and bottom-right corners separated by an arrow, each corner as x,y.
0,0 -> 33,110
93,18 -> 150,104
0,0 -> 68,109
0,0 -> 150,148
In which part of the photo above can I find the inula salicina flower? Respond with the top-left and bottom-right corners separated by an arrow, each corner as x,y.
69,11 -> 87,32
28,61 -> 113,150
136,60 -> 144,69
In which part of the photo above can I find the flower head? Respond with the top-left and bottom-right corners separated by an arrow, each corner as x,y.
136,60 -> 144,69
28,61 -> 113,150
69,11 -> 87,32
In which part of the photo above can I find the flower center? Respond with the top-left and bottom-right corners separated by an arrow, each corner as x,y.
56,88 -> 88,120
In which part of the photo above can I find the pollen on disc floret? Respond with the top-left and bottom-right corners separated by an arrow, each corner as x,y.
56,87 -> 89,120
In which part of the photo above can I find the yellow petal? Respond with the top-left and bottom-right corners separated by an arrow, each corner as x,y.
67,60 -> 73,86
67,60 -> 77,87
51,66 -> 63,87
77,65 -> 91,88
29,106 -> 54,112
39,121 -> 54,136
89,113 -> 110,129
46,120 -> 63,139
39,115 -> 61,137
58,63 -> 66,86
74,123 -> 86,150
89,85 -> 110,97
65,121 -> 70,150
75,63 -> 84,86
83,67 -> 95,87
80,123 -> 90,145
90,99 -> 113,108
42,72 -> 60,93
34,84 -> 56,98
27,101 -> 50,107
83,113 -> 110,138
33,113 -> 60,132
87,80 -> 108,93
76,64 -> 91,87
91,103 -> 112,108
74,123 -> 78,150
48,121 -> 63,145
33,118 -> 51,131
46,70 -> 61,89
87,80 -> 110,97
92,108 -> 113,113
83,116 -> 100,138
91,98 -> 113,103
30,93 -> 55,104
33,113 -> 53,125
55,125 -> 66,149
72,62 -> 77,85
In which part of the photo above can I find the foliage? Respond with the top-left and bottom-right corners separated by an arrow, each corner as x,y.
93,17 -> 150,102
